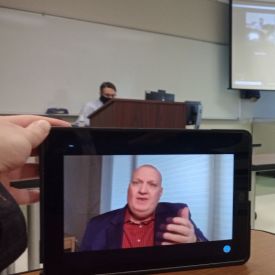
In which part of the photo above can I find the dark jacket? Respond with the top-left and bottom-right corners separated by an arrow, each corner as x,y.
80,202 -> 207,251
0,182 -> 27,272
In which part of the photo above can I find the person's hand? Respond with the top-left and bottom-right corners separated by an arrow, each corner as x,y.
160,207 -> 197,245
0,115 -> 71,204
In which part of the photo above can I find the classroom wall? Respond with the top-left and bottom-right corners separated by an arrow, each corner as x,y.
0,0 -> 271,126
0,0 -> 229,44
0,6 -> 242,120
253,120 -> 275,153
0,0 -> 257,135
0,2 -> 251,274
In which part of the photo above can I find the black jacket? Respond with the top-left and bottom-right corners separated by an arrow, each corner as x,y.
80,202 -> 207,251
0,182 -> 27,271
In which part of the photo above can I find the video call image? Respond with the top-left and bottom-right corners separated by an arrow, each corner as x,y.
232,1 -> 275,89
63,154 -> 234,252
246,12 -> 275,44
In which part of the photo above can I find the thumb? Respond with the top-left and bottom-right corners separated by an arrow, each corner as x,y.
24,120 -> 51,148
179,207 -> 190,219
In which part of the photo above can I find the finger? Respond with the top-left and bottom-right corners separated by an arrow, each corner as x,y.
166,217 -> 193,229
0,175 -> 40,204
30,149 -> 38,156
24,120 -> 51,148
178,207 -> 190,219
7,164 -> 39,181
162,232 -> 192,244
0,115 -> 71,127
165,223 -> 192,236
9,188 -> 40,205
161,241 -> 177,246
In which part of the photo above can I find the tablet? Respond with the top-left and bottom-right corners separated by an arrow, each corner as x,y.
40,128 -> 251,275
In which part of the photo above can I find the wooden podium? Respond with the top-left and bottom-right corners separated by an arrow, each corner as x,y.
88,99 -> 186,128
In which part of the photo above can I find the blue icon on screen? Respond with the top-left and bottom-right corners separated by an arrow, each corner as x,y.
223,245 -> 231,253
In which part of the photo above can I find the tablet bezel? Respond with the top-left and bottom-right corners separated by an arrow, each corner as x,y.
40,128 -> 251,275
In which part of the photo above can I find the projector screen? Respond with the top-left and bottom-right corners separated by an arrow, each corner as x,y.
231,0 -> 275,90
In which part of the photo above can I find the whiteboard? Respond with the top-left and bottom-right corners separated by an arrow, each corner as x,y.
0,8 -> 240,119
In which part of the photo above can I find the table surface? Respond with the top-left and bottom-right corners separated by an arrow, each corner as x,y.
21,230 -> 275,275
252,153 -> 275,171
159,230 -> 275,275
252,153 -> 275,166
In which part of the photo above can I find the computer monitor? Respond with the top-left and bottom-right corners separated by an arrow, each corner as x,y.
145,90 -> 175,102
185,101 -> 203,129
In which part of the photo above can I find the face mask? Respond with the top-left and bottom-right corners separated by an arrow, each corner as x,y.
100,95 -> 111,104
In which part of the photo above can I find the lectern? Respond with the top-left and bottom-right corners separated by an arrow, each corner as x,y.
88,99 -> 186,128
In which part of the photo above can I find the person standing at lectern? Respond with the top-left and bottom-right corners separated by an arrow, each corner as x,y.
75,81 -> 117,126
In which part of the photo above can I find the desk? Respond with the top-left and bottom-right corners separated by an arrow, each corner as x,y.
252,154 -> 275,172
20,230 -> 275,275
158,230 -> 275,275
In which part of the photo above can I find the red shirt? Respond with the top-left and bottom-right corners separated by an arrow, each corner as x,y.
122,208 -> 155,248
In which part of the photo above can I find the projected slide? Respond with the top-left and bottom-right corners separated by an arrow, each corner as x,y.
232,0 -> 275,90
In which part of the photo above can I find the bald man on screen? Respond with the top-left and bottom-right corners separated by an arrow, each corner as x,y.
80,165 -> 207,251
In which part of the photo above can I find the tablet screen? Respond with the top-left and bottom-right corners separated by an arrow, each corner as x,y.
41,128 -> 251,275
64,154 -> 233,252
